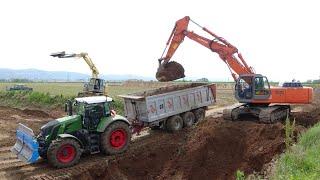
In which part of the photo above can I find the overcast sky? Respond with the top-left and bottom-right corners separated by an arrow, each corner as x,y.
0,0 -> 319,81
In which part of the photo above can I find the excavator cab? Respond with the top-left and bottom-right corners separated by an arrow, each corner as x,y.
235,74 -> 271,103
84,78 -> 105,94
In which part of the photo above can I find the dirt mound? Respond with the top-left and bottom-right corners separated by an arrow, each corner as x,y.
75,118 -> 286,180
132,83 -> 207,97
22,109 -> 51,118
156,61 -> 185,82
158,119 -> 285,180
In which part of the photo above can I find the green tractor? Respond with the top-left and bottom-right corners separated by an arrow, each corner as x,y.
11,96 -> 131,168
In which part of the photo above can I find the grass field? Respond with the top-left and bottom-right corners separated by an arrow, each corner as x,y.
0,82 -> 237,107
0,82 -> 151,101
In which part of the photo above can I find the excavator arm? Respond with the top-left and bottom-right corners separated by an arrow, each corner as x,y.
157,16 -> 254,82
51,52 -> 99,79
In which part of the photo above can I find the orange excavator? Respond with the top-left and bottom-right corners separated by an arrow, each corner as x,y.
156,16 -> 313,123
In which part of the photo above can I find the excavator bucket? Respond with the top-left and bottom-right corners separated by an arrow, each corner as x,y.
156,61 -> 185,82
11,123 -> 39,163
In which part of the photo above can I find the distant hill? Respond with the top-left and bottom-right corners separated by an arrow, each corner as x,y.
0,68 -> 154,81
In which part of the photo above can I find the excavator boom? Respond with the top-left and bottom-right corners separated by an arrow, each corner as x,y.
51,51 -> 99,78
157,16 -> 313,123
157,16 -> 254,82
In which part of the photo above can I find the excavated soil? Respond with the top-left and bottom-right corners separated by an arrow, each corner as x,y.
0,90 -> 319,180
156,61 -> 185,82
132,82 -> 207,97
0,106 -> 60,147
77,119 -> 287,180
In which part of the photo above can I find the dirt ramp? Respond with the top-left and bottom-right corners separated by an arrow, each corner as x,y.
76,118 -> 286,180
157,119 -> 285,180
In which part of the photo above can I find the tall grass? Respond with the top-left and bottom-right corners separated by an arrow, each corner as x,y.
273,122 -> 320,179
0,91 -> 73,108
285,117 -> 295,148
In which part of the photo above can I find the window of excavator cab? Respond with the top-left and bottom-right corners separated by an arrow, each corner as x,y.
254,76 -> 270,95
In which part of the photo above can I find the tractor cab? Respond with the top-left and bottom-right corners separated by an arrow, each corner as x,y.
66,96 -> 113,116
235,74 -> 271,103
73,96 -> 114,130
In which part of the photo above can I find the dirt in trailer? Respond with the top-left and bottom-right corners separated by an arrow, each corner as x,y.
132,82 -> 208,97
0,91 -> 319,180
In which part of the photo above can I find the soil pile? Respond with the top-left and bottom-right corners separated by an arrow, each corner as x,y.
79,118 -> 286,180
156,61 -> 185,82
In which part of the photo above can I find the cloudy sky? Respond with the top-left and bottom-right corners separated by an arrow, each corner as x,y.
0,0 -> 319,81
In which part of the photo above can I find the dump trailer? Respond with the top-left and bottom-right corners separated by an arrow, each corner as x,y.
119,83 -> 216,132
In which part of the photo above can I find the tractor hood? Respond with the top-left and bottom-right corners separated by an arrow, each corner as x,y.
40,115 -> 80,136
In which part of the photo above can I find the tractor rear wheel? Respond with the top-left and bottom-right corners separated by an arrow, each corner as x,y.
101,121 -> 131,155
182,112 -> 195,127
47,138 -> 82,168
166,115 -> 183,132
194,108 -> 205,122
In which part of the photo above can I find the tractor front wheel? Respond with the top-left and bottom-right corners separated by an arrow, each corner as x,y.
47,138 -> 82,168
101,121 -> 131,155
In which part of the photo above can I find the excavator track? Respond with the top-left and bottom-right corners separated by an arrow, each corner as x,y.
259,105 -> 290,123
223,104 -> 290,123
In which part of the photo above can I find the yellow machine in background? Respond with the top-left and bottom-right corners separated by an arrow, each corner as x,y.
51,51 -> 107,96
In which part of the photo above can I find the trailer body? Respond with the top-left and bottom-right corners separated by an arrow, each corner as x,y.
119,83 -> 216,127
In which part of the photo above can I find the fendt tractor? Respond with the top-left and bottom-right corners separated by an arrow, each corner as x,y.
11,96 -> 131,168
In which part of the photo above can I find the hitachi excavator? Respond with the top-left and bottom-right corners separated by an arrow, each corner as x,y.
51,52 -> 107,97
156,16 -> 313,123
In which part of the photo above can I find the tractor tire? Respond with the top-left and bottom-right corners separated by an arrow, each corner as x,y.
182,112 -> 195,127
194,108 -> 205,122
166,115 -> 183,132
47,138 -> 82,168
101,121 -> 131,155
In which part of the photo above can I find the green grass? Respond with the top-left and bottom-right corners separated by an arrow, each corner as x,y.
0,91 -> 73,108
0,83 -> 150,114
0,82 -> 238,115
0,82 -> 150,99
273,122 -> 320,180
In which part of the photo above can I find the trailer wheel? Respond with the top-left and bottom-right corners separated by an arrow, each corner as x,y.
47,138 -> 82,168
182,112 -> 195,127
194,108 -> 205,122
101,121 -> 131,155
166,115 -> 183,132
